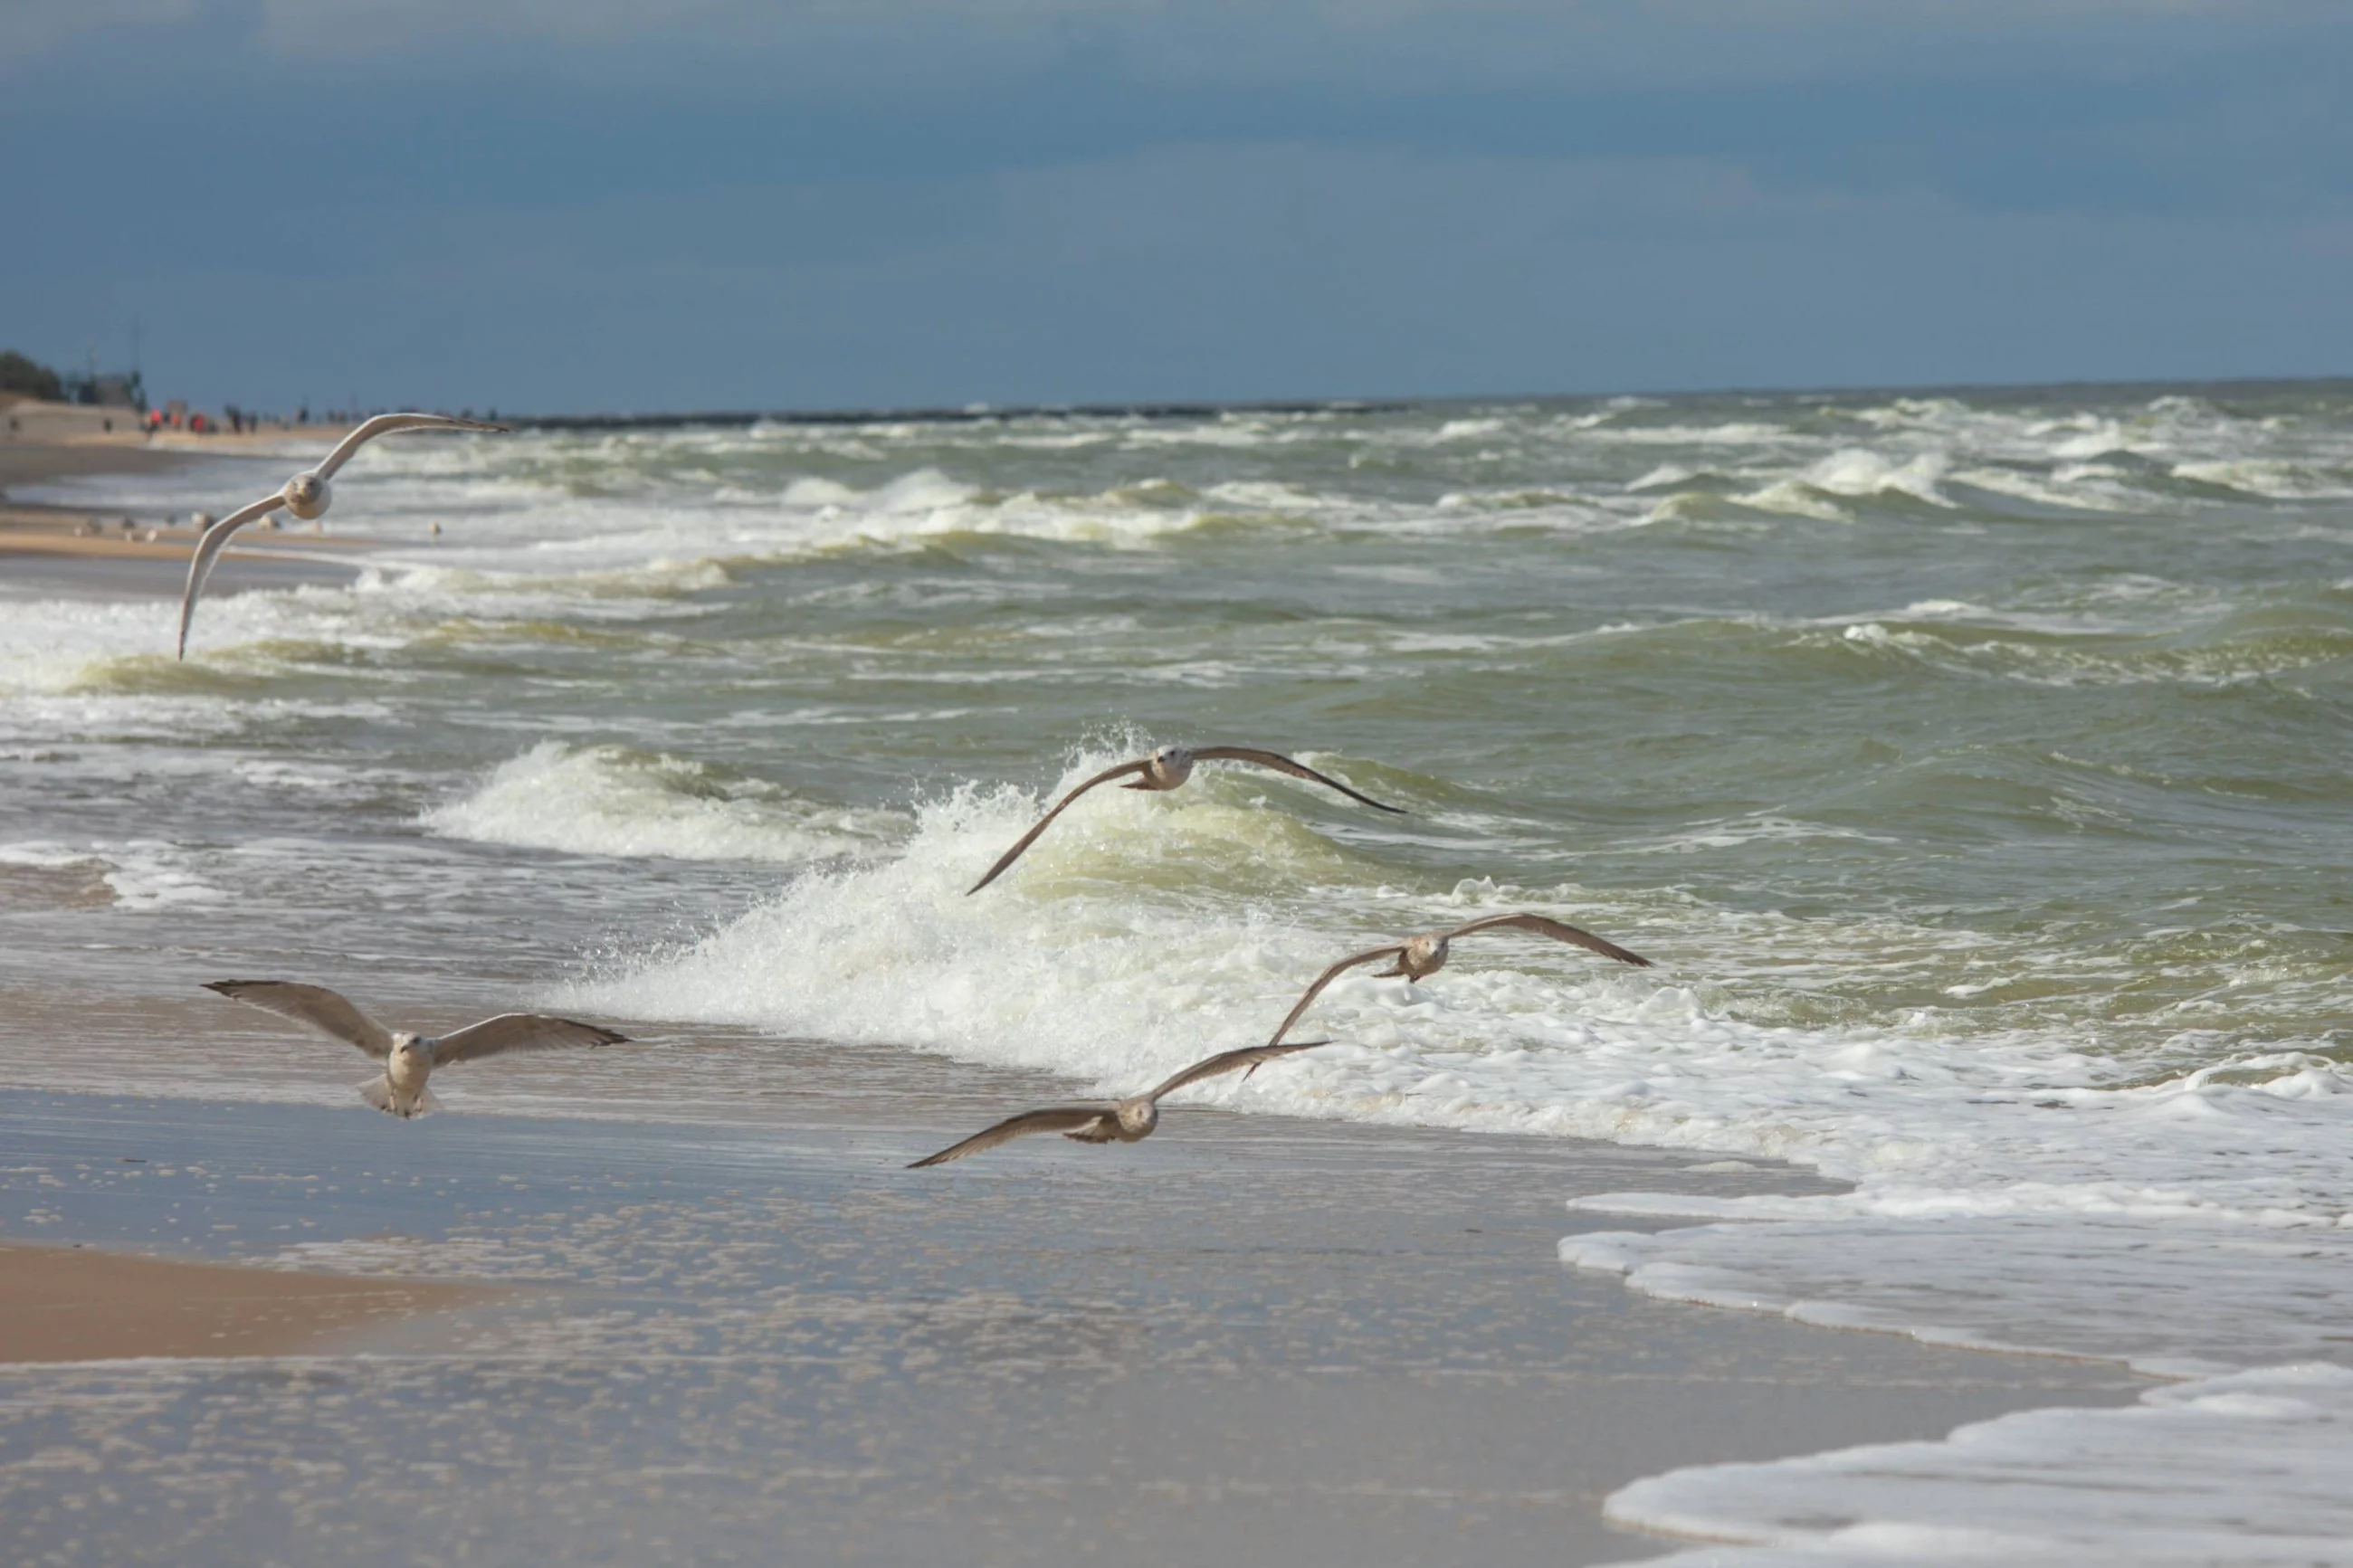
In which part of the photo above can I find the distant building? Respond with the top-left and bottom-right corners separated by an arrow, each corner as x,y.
62,369 -> 146,411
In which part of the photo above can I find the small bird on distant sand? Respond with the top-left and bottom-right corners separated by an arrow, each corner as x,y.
203,979 -> 625,1118
176,413 -> 506,658
907,1039 -> 1335,1167
1268,913 -> 1653,1045
968,745 -> 1405,893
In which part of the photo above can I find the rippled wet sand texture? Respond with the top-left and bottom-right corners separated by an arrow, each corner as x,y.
0,1085 -> 2139,1567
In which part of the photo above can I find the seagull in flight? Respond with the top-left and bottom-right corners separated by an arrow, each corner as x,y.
1268,913 -> 1653,1045
204,979 -> 626,1118
176,413 -> 507,658
907,1039 -> 1335,1167
968,745 -> 1405,893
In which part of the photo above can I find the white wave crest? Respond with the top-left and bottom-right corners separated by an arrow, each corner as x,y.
0,838 -> 226,909
1742,449 -> 1955,517
2172,458 -> 2353,500
557,757 -> 1386,1079
423,742 -> 909,864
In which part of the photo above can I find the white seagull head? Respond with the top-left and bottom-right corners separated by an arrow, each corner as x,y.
1144,746 -> 1196,787
282,470 -> 331,520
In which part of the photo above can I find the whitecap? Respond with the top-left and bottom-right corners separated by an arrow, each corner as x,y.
423,742 -> 908,865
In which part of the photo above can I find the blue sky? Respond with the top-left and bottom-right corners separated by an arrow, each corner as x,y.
5,1 -> 2348,413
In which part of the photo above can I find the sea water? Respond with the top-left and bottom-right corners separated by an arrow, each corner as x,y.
3,384 -> 2350,1560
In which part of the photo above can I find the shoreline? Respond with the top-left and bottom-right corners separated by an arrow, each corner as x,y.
0,1241 -> 492,1364
0,508 -> 376,600
0,440 -> 194,498
1,437 -> 383,600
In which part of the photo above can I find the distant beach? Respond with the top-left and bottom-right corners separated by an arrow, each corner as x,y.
1,417 -> 375,597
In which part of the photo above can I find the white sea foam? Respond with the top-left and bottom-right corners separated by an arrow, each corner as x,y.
1581,421 -> 1805,447
1624,814 -> 1900,854
1739,450 -> 1956,518
1544,1010 -> 2353,1557
1435,417 -> 1508,442
424,742 -> 908,864
1613,1364 -> 2353,1566
1947,463 -> 2138,512
558,754 -> 1412,1088
2172,458 -> 2353,500
0,841 -> 100,872
1834,616 -> 2338,689
1626,462 -> 1703,492
0,839 -> 226,910
0,594 -> 190,696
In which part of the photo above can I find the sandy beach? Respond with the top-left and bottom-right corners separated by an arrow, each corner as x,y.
0,1243 -> 489,1363
0,435 -> 376,599
0,1027 -> 2145,1565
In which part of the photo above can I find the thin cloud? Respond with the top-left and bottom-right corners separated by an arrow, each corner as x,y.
195,0 -> 2353,92
0,0 -> 197,64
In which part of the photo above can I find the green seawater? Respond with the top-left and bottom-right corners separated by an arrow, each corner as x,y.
5,381 -> 2352,1093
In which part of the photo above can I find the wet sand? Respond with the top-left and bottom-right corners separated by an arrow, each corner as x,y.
1,435 -> 378,600
0,508 -> 373,600
0,1243 -> 489,1363
0,422 -> 356,490
0,443 -> 190,489
0,1016 -> 2148,1566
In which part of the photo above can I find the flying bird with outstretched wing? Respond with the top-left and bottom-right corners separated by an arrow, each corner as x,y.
969,744 -> 1405,893
1268,913 -> 1653,1046
203,978 -> 625,1117
176,413 -> 506,658
908,1039 -> 1335,1167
